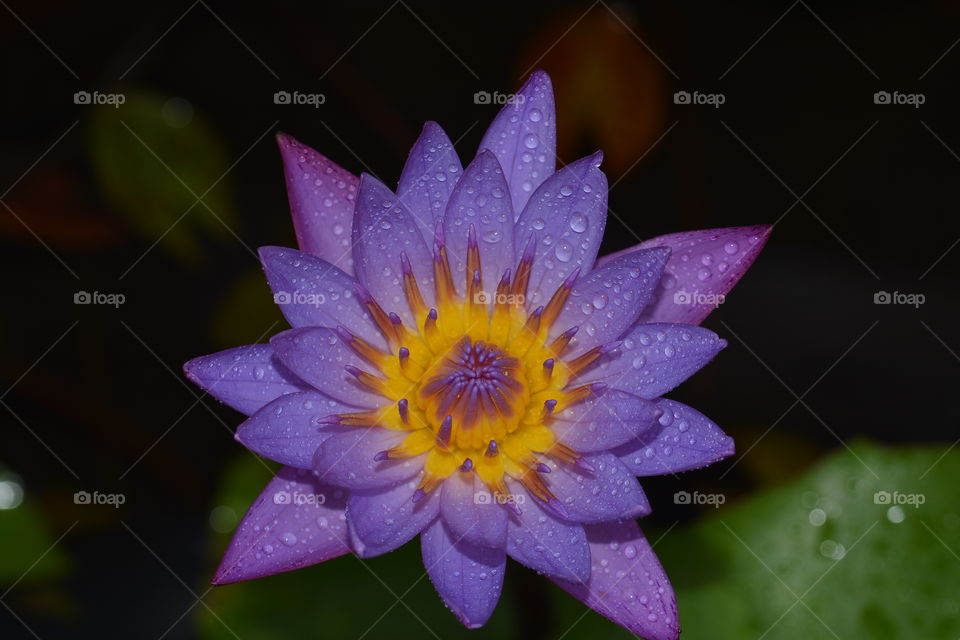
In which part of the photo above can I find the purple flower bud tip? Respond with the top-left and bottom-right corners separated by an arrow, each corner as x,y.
373,450 -> 390,462
599,340 -> 622,354
428,308 -> 438,320
547,497 -> 570,519
543,399 -> 557,413
505,500 -> 522,516
562,325 -> 579,339
485,440 -> 499,457
590,382 -> 608,394
411,488 -> 426,503
389,312 -> 403,325
318,414 -> 342,425
344,364 -> 362,377
335,326 -> 353,342
398,347 -> 410,359
536,463 -> 551,474
460,457 -> 473,472
574,457 -> 596,473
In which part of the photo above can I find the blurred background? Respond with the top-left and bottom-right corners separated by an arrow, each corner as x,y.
2,1 -> 959,638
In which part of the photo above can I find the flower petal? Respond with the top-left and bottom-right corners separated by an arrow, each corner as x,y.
347,476 -> 439,558
443,150 -> 516,293
397,121 -> 463,245
514,153 -> 607,307
616,399 -> 735,476
477,70 -> 556,216
597,225 -> 771,325
550,247 -> 669,356
421,519 -> 506,630
439,471 -> 508,548
312,427 -> 425,490
551,520 -> 679,640
543,453 -> 650,523
551,389 -> 661,453
579,323 -> 726,399
212,466 -> 351,585
183,344 -> 309,416
235,391 -> 350,469
277,133 -> 357,273
270,327 -> 387,408
351,174 -> 435,325
505,483 -> 590,583
259,246 -> 386,349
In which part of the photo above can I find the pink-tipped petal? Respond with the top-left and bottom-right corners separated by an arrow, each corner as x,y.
277,133 -> 358,272
596,225 -> 771,325
478,70 -> 557,216
212,466 -> 350,585
551,519 -> 679,640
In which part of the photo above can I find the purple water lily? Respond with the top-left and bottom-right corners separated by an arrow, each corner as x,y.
184,70 -> 769,639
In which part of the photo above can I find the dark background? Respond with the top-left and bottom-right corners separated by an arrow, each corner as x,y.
2,1 -> 958,638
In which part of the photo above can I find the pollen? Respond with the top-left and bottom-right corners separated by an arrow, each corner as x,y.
334,224 -> 598,505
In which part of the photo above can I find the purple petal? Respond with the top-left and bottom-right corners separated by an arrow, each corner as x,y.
551,389 -> 661,453
235,391 -> 351,469
396,121 -> 463,245
616,399 -> 735,476
259,246 -> 387,349
551,520 -> 679,640
270,327 -> 387,408
351,174 -> 435,325
505,483 -> 590,583
514,153 -> 607,307
551,247 -> 670,356
312,427 -> 424,490
212,466 -> 351,584
597,225 -> 772,325
439,471 -> 508,548
477,70 -> 556,216
579,323 -> 726,399
442,150 -> 516,293
277,133 -> 358,273
543,453 -> 650,523
421,519 -> 506,629
183,344 -> 309,416
347,476 -> 439,558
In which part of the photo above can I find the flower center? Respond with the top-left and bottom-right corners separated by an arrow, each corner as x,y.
418,337 -> 529,449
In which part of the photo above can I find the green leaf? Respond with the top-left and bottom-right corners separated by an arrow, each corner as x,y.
87,91 -> 237,262
0,471 -> 69,585
656,440 -> 960,639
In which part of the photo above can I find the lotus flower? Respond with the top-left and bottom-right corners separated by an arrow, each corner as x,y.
184,70 -> 769,639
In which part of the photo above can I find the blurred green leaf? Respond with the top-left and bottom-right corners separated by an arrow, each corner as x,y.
655,441 -> 960,639
0,471 -> 69,585
88,91 -> 236,261
198,454 -> 520,640
210,268 -> 285,349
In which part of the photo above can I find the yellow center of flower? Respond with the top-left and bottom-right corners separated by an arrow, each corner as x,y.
334,228 -> 604,502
